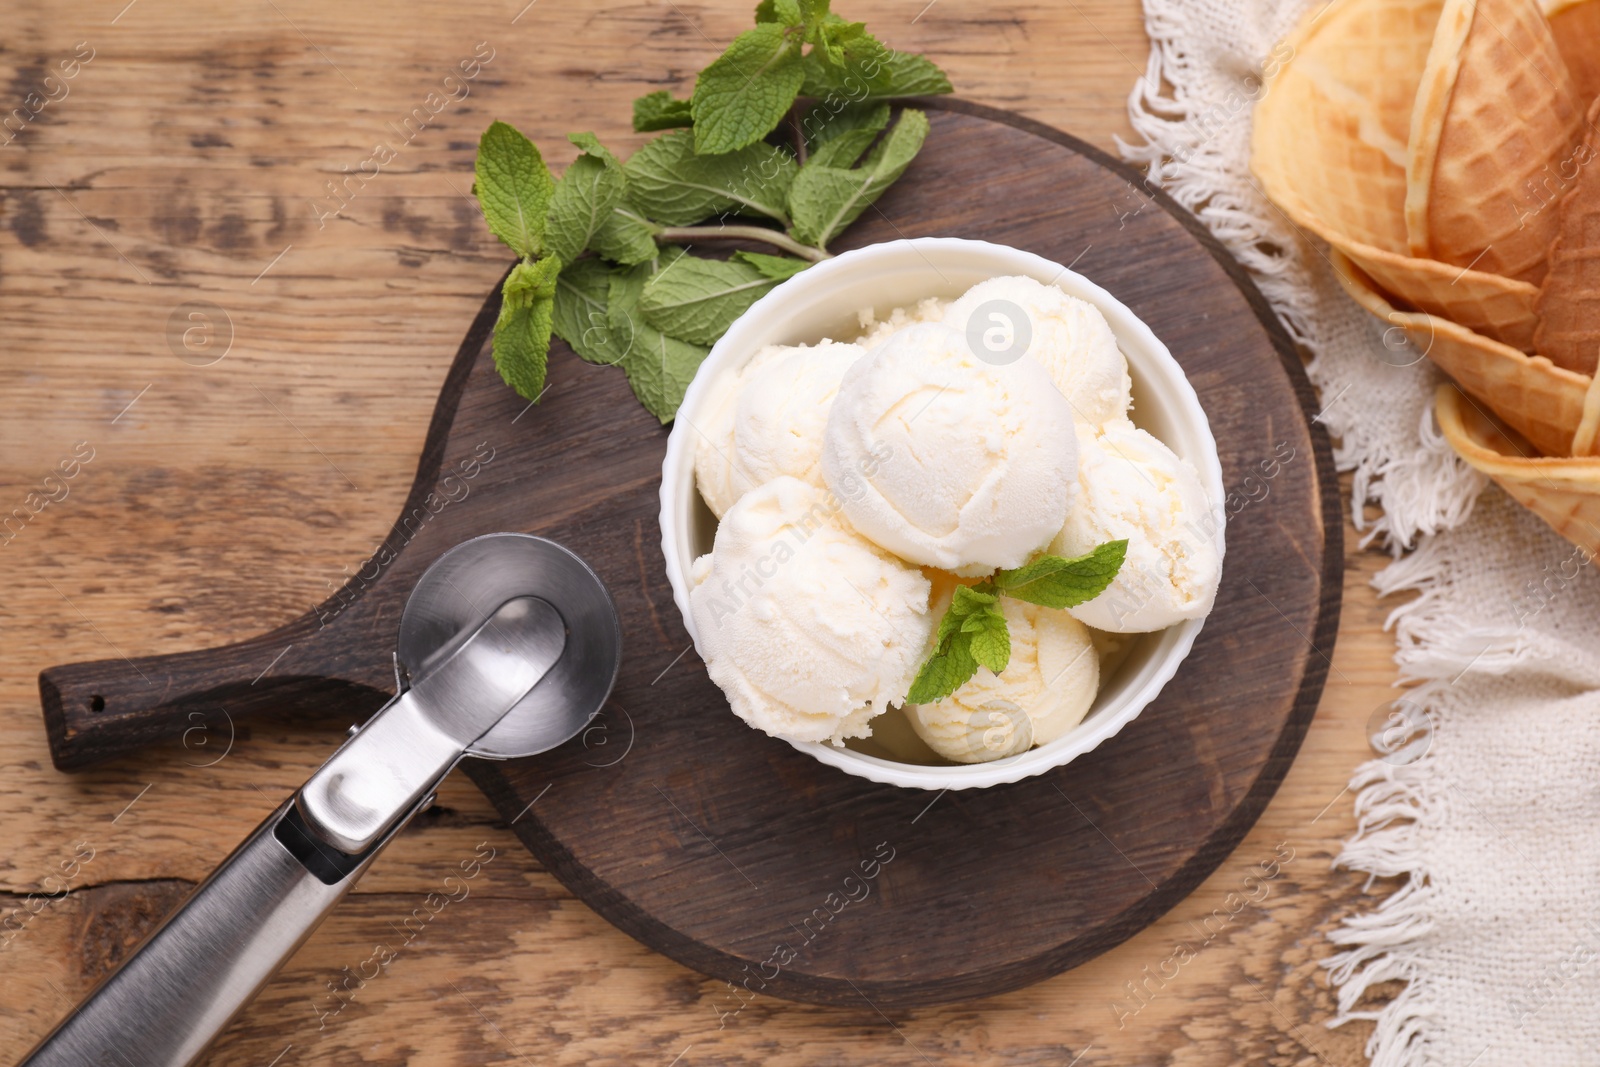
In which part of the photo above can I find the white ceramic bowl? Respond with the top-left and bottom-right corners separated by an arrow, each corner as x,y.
658,238 -> 1225,790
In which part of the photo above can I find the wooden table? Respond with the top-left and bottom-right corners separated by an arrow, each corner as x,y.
0,2 -> 1391,1063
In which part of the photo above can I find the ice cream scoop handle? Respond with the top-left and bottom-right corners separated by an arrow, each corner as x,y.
16,794 -> 409,1067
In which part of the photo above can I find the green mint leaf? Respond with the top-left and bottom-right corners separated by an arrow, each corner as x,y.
905,629 -> 979,704
755,0 -> 802,23
732,249 -> 810,281
691,23 -> 806,155
966,613 -> 1011,674
620,324 -> 711,423
798,0 -> 831,26
994,540 -> 1129,610
800,44 -> 952,101
625,130 -> 796,225
475,121 -> 556,258
591,202 -> 660,265
801,100 -> 890,168
803,3 -> 843,60
633,90 -> 695,132
543,133 -> 627,265
493,256 -> 562,401
951,586 -> 1008,670
809,17 -> 867,71
906,582 -> 1008,704
552,258 -> 630,366
950,583 -> 998,611
502,254 -> 561,306
788,107 -> 929,249
873,51 -> 955,96
637,254 -> 777,345
606,255 -> 711,422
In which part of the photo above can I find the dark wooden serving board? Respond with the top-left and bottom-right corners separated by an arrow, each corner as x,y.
38,101 -> 1340,1007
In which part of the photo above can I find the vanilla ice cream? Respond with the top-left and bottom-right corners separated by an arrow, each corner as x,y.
693,341 -> 864,518
689,477 -> 935,745
944,275 -> 1131,428
822,322 -> 1077,575
906,577 -> 1099,763
1053,421 -> 1221,632
856,296 -> 949,350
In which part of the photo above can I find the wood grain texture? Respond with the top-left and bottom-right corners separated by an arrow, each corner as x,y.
0,2 -> 1392,1063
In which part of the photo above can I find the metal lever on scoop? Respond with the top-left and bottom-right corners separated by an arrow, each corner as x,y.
18,596 -> 567,1067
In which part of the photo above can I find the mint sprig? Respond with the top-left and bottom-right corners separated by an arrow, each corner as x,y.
905,541 -> 1128,706
471,1 -> 951,419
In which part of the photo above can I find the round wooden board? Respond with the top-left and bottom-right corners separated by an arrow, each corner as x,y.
466,102 -> 1342,1007
39,100 -> 1339,1010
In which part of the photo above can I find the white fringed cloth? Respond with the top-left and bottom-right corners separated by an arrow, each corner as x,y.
1122,2 -> 1600,1063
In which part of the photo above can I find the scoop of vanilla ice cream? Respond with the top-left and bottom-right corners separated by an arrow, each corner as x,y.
729,340 -> 862,492
855,296 -> 950,350
822,322 -> 1076,575
906,580 -> 1099,764
689,477 -> 935,745
944,275 -> 1132,428
1052,421 -> 1221,632
692,346 -> 773,519
692,341 -> 861,518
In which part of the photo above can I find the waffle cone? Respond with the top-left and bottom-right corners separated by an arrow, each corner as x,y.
1435,383 -> 1600,554
1548,0 -> 1600,102
1532,94 -> 1600,374
1253,0 -> 1539,351
1334,250 -> 1595,456
1251,0 -> 1445,254
1327,230 -> 1539,350
1406,0 -> 1582,282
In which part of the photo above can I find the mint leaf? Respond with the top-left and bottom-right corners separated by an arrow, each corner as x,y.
493,255 -> 562,400
905,633 -> 978,705
475,121 -> 556,258
552,258 -> 630,366
907,582 -> 1008,704
732,249 -> 809,281
691,23 -> 806,155
625,130 -> 796,225
567,131 -> 623,167
755,0 -> 802,22
638,254 -> 777,344
994,541 -> 1129,609
620,326 -> 711,423
967,614 -> 1010,674
544,133 -> 626,265
812,21 -> 882,85
633,90 -> 695,132
798,0 -> 831,26
801,100 -> 890,168
950,583 -> 997,612
591,201 -> 659,264
788,107 -> 928,249
608,256 -> 711,422
800,46 -> 952,101
951,585 -> 1006,672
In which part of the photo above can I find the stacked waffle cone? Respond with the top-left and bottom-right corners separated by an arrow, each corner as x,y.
1251,0 -> 1600,554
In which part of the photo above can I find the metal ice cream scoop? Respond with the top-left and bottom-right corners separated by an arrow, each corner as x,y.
19,534 -> 622,1067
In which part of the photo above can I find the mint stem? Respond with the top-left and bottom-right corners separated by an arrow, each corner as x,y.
654,224 -> 831,262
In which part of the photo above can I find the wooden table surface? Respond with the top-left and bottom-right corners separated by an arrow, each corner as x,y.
0,2 -> 1392,1063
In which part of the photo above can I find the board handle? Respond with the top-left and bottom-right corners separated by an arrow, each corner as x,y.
38,619 -> 390,771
